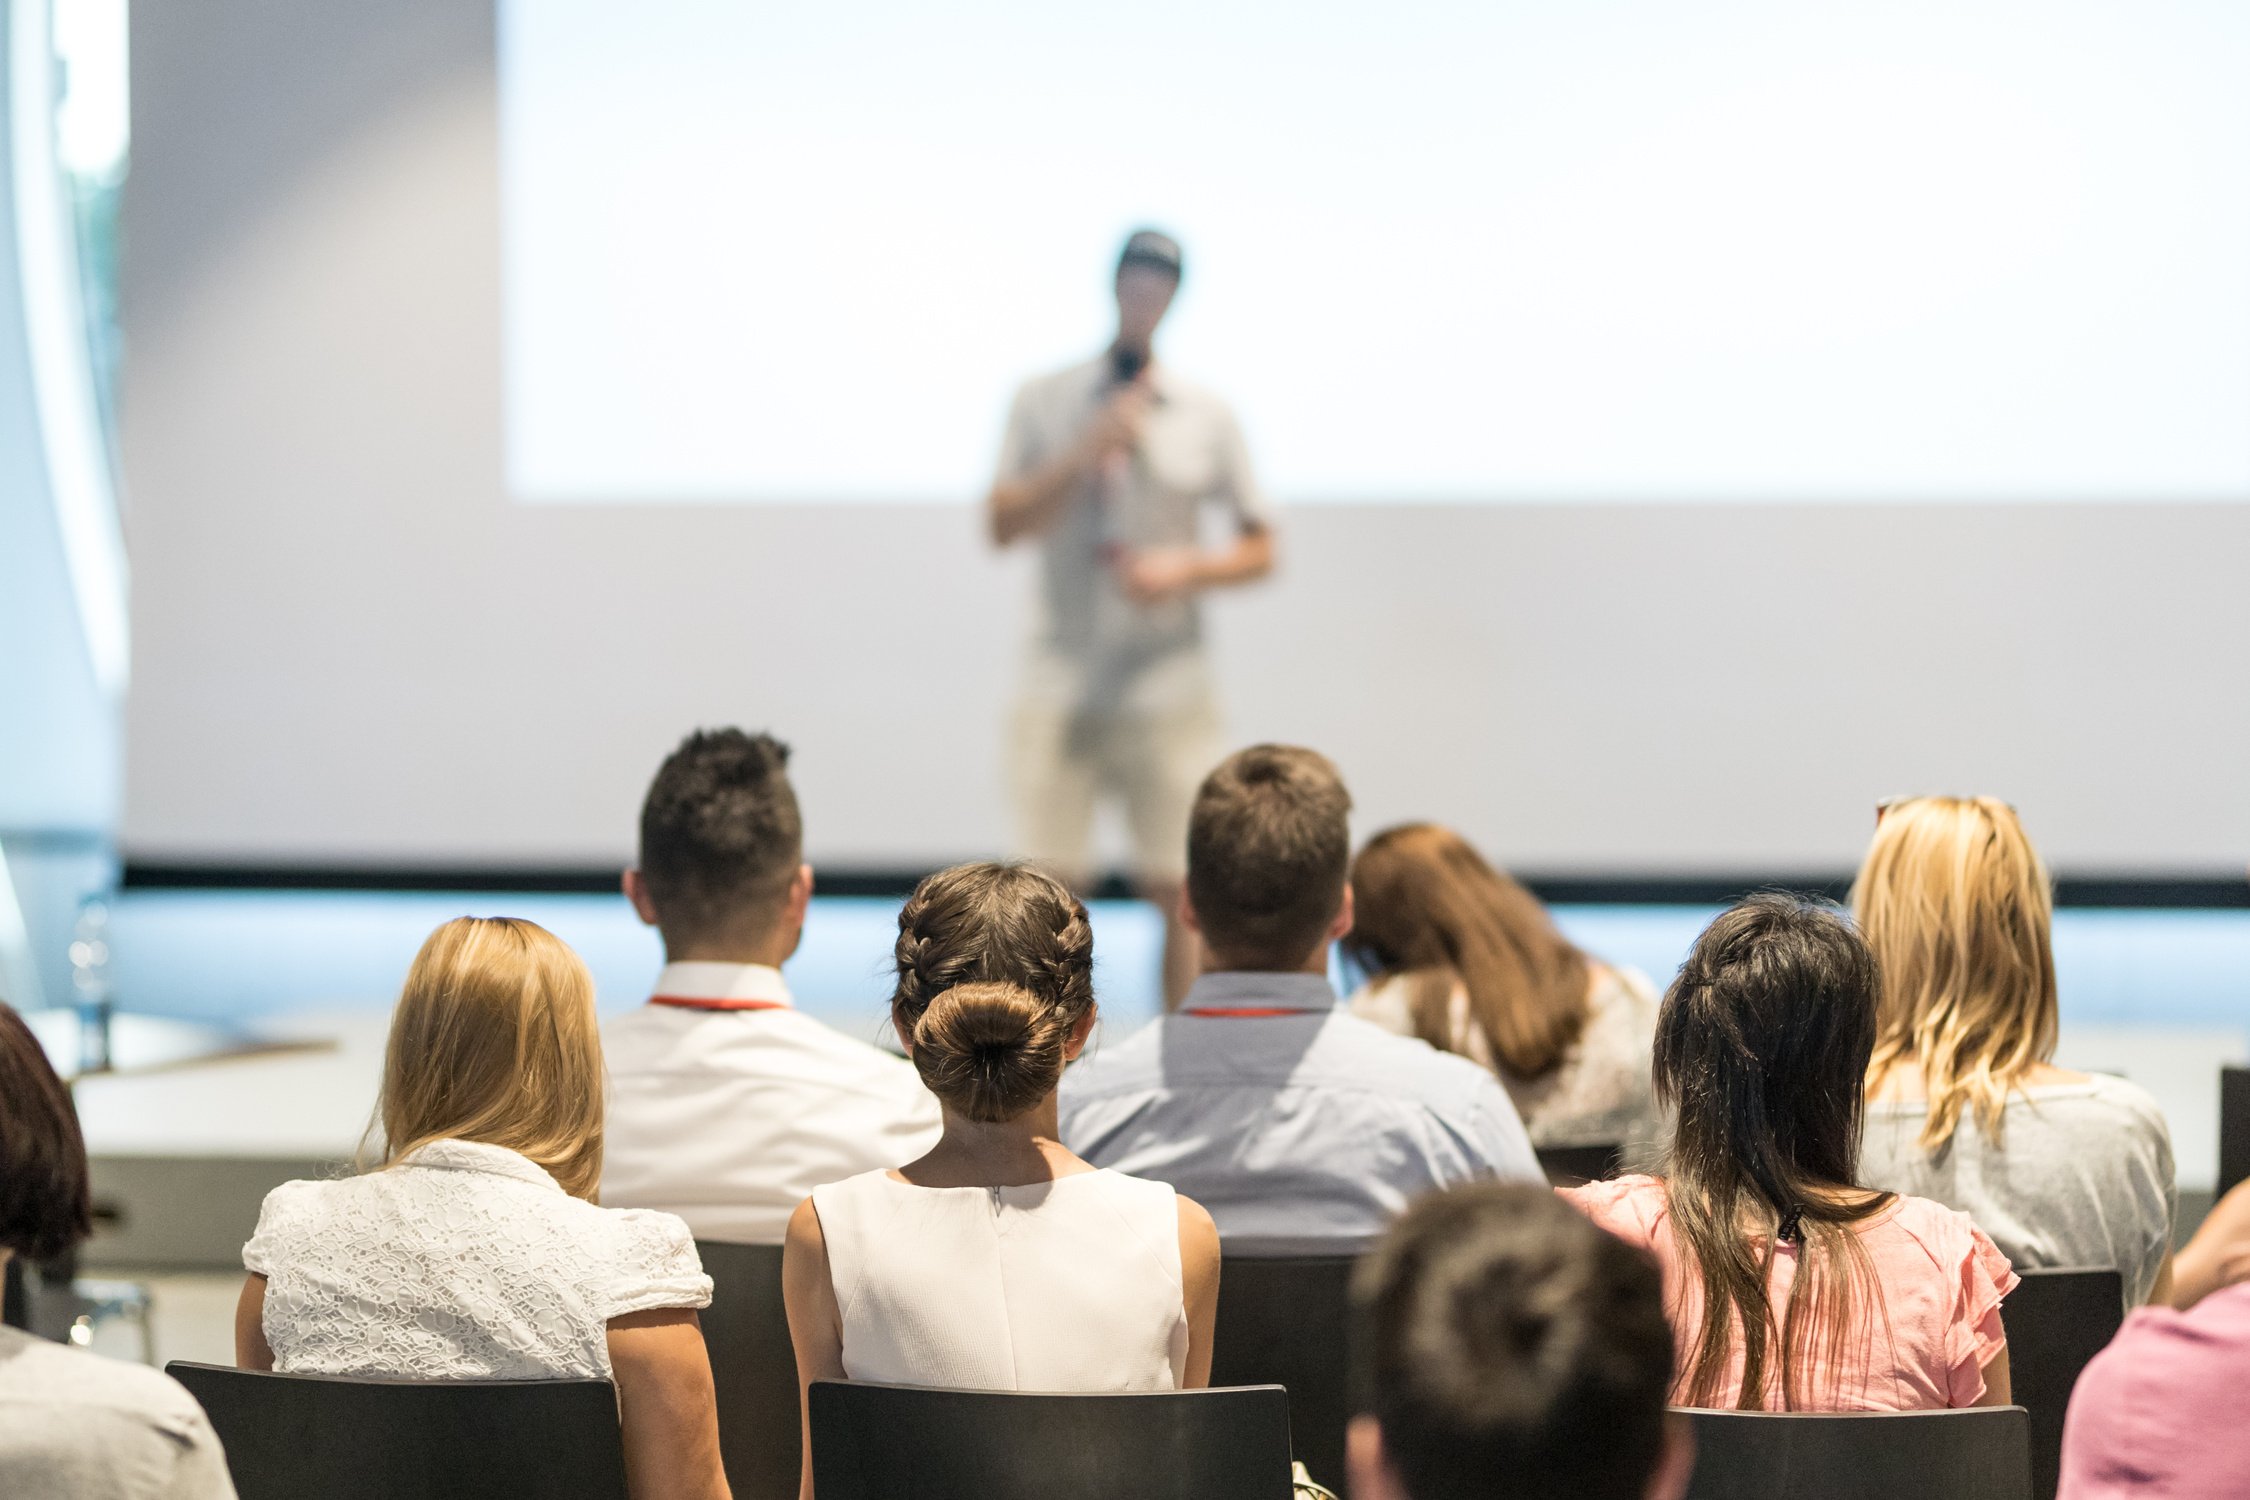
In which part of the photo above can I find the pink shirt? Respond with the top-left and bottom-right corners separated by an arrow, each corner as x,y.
2057,1281 -> 2250,1499
1564,1174 -> 2016,1411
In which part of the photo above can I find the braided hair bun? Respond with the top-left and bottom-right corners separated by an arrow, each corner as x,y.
891,863 -> 1095,1121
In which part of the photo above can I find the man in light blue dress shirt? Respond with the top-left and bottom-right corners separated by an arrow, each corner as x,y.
1058,745 -> 1541,1241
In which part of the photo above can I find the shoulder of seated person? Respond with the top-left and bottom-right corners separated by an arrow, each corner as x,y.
6,1339 -> 215,1435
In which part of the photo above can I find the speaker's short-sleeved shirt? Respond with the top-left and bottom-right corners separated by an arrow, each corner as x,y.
995,356 -> 1270,695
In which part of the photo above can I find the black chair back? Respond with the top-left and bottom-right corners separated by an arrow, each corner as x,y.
1535,1142 -> 1625,1187
1681,1405 -> 2032,1500
2006,1266 -> 2125,1500
1209,1246 -> 1363,1494
1,1257 -> 24,1331
694,1239 -> 799,1500
2220,1066 -> 2250,1198
808,1379 -> 1295,1500
166,1362 -> 628,1500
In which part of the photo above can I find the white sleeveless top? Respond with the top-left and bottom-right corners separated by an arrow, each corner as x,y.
811,1167 -> 1188,1392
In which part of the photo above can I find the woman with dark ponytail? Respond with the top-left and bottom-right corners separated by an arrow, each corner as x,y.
1564,894 -> 2018,1411
782,863 -> 1220,1493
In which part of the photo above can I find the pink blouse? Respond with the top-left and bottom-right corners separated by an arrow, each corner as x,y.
1564,1174 -> 2017,1411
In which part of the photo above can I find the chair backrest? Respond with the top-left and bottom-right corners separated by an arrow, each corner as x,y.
1209,1246 -> 1363,1494
2005,1266 -> 2125,1500
693,1239 -> 799,1500
808,1379 -> 1296,1500
1681,1405 -> 2033,1500
1535,1142 -> 1624,1187
166,1362 -> 628,1500
2220,1066 -> 2250,1199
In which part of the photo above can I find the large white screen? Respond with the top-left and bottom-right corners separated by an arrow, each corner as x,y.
501,0 -> 2250,504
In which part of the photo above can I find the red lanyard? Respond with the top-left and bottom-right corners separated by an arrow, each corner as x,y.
1180,1007 -> 1317,1018
650,996 -> 789,1011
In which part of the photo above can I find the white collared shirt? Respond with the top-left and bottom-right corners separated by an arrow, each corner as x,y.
243,1139 -> 710,1380
1058,972 -> 1542,1242
601,962 -> 944,1243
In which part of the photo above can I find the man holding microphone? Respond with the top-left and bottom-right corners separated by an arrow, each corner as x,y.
987,229 -> 1276,1005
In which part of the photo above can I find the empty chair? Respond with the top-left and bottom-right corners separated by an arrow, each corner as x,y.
694,1240 -> 799,1500
1209,1246 -> 1365,1495
1535,1142 -> 1623,1187
166,1362 -> 627,1500
2221,1066 -> 2250,1198
1680,1405 -> 2033,1500
807,1379 -> 1294,1500
2005,1267 -> 2125,1500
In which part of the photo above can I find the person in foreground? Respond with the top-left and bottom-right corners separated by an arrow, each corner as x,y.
602,729 -> 940,1242
236,918 -> 728,1500
1061,746 -> 1540,1241
1349,1182 -> 1692,1500
1853,795 -> 2175,1307
783,863 -> 1221,1498
1345,822 -> 1662,1152
0,1003 -> 238,1500
1565,894 -> 2018,1410
2056,1271 -> 2250,1499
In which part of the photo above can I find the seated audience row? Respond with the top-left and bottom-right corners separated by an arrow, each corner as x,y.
3,725 -> 2216,1500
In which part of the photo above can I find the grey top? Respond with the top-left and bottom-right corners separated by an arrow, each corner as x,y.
995,355 -> 1269,694
1058,971 -> 1542,1241
0,1325 -> 237,1500
1858,1073 -> 2176,1307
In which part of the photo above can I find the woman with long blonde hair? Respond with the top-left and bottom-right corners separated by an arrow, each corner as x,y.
1343,823 -> 1660,1149
234,917 -> 729,1500
1855,797 -> 2175,1306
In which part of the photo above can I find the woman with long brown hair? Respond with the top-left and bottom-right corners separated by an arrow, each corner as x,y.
1343,823 -> 1659,1148
1855,796 -> 2175,1306
1566,894 -> 2016,1410
235,917 -> 728,1500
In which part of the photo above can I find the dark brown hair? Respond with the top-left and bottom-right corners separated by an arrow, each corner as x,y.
638,729 -> 802,949
1186,745 -> 1352,970
1354,1182 -> 1673,1500
891,863 -> 1095,1122
0,1003 -> 93,1261
1344,824 -> 1593,1080
1655,894 -> 1894,1410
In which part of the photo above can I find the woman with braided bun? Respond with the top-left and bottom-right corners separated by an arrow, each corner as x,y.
1563,894 -> 2018,1412
781,862 -> 1220,1494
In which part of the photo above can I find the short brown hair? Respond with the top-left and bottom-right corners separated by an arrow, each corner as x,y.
1186,745 -> 1352,969
1354,1183 -> 1673,1500
0,1003 -> 92,1261
892,863 -> 1095,1122
375,917 -> 605,1199
638,729 -> 803,950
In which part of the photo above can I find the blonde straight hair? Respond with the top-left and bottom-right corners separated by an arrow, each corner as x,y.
1853,797 -> 2057,1151
368,916 -> 605,1199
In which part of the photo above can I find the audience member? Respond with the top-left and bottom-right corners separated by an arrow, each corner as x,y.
2164,1176 -> 2250,1312
1854,796 -> 2175,1305
602,729 -> 940,1241
1344,822 -> 1661,1152
1060,746 -> 1539,1239
1567,895 -> 2017,1410
236,918 -> 726,1500
2056,1279 -> 2250,1499
0,1004 -> 238,1500
1348,1182 -> 1690,1500
784,864 -> 1219,1492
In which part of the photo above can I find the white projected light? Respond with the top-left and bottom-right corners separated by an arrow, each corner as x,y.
499,1 -> 2250,503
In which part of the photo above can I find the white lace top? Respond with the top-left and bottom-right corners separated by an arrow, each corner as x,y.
243,1138 -> 711,1380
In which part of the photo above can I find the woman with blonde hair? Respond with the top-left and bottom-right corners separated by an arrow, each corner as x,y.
1344,823 -> 1660,1150
1855,797 -> 2175,1306
235,917 -> 728,1500
784,862 -> 1221,1496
